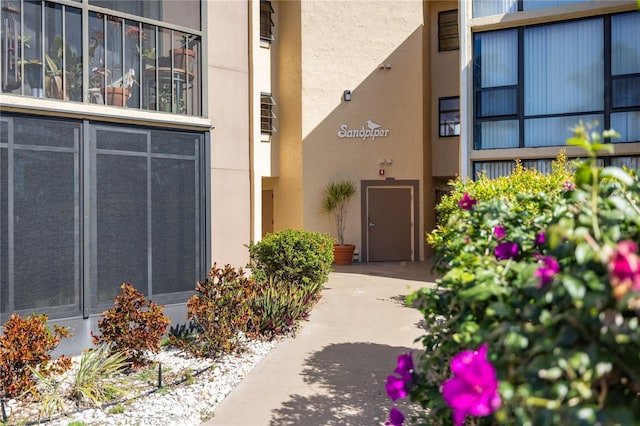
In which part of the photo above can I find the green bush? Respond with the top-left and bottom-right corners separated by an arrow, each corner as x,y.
402,123 -> 640,424
428,152 -> 573,268
179,263 -> 256,357
91,283 -> 171,367
247,229 -> 334,286
249,277 -> 322,339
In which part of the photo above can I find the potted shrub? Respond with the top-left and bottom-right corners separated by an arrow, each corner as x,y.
102,68 -> 137,107
322,180 -> 357,265
173,34 -> 196,71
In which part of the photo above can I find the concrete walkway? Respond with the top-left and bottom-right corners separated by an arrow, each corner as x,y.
203,261 -> 436,426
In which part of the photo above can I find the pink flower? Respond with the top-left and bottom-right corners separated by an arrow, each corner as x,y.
534,256 -> 560,288
442,344 -> 501,426
493,226 -> 506,240
386,352 -> 414,401
535,232 -> 546,246
608,240 -> 640,301
386,375 -> 408,401
563,180 -> 576,191
385,407 -> 405,426
494,242 -> 519,260
394,352 -> 414,382
458,193 -> 477,211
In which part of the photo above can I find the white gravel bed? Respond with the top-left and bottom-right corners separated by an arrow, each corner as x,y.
5,338 -> 278,426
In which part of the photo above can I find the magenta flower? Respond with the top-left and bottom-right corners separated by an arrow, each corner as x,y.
458,193 -> 477,211
563,180 -> 576,191
534,256 -> 560,288
386,352 -> 414,401
608,240 -> 640,300
493,226 -> 506,240
386,375 -> 408,401
442,344 -> 501,426
385,407 -> 405,426
394,352 -> 414,382
494,242 -> 519,260
536,232 -> 546,246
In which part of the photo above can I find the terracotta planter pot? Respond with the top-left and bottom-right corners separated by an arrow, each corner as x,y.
102,87 -> 131,107
172,48 -> 196,71
333,244 -> 356,265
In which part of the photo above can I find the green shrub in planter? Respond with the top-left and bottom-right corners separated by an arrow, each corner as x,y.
247,229 -> 334,287
385,123 -> 640,425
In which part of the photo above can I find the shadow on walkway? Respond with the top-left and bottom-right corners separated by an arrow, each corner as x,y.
269,342 -> 420,426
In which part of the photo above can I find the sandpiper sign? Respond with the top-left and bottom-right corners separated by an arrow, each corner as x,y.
337,120 -> 390,141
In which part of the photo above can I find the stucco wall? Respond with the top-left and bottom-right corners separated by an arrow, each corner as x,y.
430,0 -> 460,178
207,1 -> 252,267
298,0 -> 425,259
274,1 -> 304,231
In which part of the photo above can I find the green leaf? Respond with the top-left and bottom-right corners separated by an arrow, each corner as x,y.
590,143 -> 614,154
601,167 -> 634,185
505,331 -> 529,350
574,163 -> 593,186
567,136 -> 589,151
575,243 -> 592,264
562,276 -> 586,300
486,301 -> 511,317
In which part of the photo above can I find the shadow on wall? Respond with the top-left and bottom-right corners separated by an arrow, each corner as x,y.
302,26 -> 429,258
269,342 -> 422,425
331,260 -> 438,283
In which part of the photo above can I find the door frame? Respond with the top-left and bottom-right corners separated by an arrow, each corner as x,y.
360,178 -> 420,263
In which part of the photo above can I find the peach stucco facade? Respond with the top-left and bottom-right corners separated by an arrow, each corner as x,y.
258,0 -> 452,261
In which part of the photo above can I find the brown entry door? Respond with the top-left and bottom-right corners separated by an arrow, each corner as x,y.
367,187 -> 413,261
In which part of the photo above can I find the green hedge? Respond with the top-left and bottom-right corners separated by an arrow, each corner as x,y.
247,229 -> 334,287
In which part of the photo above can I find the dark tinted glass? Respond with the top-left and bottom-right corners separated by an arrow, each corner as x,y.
89,0 -> 200,31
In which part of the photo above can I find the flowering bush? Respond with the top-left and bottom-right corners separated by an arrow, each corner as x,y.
398,123 -> 640,424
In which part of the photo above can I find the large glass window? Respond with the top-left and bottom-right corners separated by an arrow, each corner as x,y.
473,12 -> 640,149
1,114 -> 206,320
89,0 -> 200,31
473,29 -> 519,149
1,0 -> 202,116
473,0 -> 591,18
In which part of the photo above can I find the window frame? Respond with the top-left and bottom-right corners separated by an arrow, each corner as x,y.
472,11 -> 640,150
260,0 -> 275,44
0,0 -> 203,116
439,96 -> 461,137
0,114 -> 208,321
438,9 -> 459,52
260,92 -> 276,135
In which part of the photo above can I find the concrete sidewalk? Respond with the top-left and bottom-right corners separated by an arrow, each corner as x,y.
203,261 -> 436,426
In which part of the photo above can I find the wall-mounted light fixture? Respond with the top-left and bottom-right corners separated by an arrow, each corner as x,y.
378,159 -> 393,167
343,90 -> 351,101
378,63 -> 392,70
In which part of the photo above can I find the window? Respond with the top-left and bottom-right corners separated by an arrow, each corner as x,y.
438,10 -> 459,51
439,97 -> 460,136
473,0 -> 591,18
1,114 -> 207,320
89,0 -> 201,31
1,0 -> 202,116
474,155 -> 640,180
260,0 -> 274,44
261,93 -> 276,135
473,12 -> 640,150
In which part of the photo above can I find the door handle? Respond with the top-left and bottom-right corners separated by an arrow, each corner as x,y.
368,222 -> 376,228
